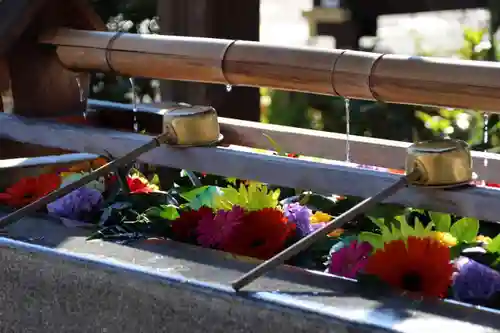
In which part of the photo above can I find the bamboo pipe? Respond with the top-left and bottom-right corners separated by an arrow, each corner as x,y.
40,28 -> 500,112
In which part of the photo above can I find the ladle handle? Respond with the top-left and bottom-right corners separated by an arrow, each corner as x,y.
231,172 -> 414,291
0,133 -> 169,229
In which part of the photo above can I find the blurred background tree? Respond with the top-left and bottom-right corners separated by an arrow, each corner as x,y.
89,1 -> 500,154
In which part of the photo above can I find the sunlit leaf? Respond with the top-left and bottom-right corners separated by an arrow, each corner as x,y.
358,232 -> 384,250
486,234 -> 500,253
429,211 -> 451,232
449,217 -> 479,243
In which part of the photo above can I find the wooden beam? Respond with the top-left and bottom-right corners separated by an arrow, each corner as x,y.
2,0 -> 105,162
2,112 -> 500,222
87,99 -> 500,184
0,153 -> 99,170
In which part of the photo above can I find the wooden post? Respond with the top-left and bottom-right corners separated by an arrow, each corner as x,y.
0,0 -> 105,160
157,0 -> 261,121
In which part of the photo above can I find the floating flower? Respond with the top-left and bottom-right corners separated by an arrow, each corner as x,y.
452,257 -> 500,303
284,203 -> 313,237
171,207 -> 214,243
47,187 -> 103,221
0,173 -> 61,208
127,175 -> 159,194
364,236 -> 453,298
328,240 -> 372,279
197,206 -> 245,247
432,231 -> 458,247
220,208 -> 294,260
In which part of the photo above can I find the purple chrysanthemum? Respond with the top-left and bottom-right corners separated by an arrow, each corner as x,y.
452,257 -> 500,302
47,187 -> 103,221
283,203 -> 313,237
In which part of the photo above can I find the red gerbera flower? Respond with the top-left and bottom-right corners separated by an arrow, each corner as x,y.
220,208 -> 295,260
171,207 -> 214,243
364,236 -> 454,298
0,173 -> 61,208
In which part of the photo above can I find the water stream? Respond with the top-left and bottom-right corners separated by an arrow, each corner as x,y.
344,98 -> 351,162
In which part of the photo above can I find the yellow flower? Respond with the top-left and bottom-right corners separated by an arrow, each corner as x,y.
310,211 -> 332,224
476,235 -> 492,244
310,211 -> 343,237
432,231 -> 457,247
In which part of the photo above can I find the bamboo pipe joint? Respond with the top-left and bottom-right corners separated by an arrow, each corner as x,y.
331,50 -> 385,101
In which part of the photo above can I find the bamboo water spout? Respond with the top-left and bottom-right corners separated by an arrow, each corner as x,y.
40,28 -> 500,112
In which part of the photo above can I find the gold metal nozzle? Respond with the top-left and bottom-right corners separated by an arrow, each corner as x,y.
405,139 -> 472,188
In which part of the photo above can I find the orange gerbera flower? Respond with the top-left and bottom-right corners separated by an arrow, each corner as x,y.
220,208 -> 295,260
364,236 -> 453,298
0,173 -> 61,208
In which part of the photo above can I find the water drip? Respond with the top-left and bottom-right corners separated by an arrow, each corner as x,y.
129,77 -> 138,132
344,98 -> 351,162
226,84 -> 232,92
75,76 -> 86,118
482,112 -> 489,169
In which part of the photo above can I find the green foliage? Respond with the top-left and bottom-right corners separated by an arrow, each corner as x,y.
211,182 -> 281,211
449,217 -> 480,243
429,211 -> 452,232
359,215 -> 434,249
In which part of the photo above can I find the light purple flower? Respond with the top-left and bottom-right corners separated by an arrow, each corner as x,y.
452,257 -> 500,302
328,240 -> 372,279
283,203 -> 312,237
47,187 -> 103,221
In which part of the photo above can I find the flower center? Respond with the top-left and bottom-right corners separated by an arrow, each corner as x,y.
251,239 -> 265,248
401,271 -> 422,292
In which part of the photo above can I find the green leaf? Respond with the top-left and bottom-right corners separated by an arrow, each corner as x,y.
368,216 -> 386,229
358,232 -> 384,250
380,225 -> 397,243
414,217 -> 426,235
390,224 -> 402,240
262,133 -> 284,155
429,211 -> 451,232
487,234 -> 500,253
159,204 -> 180,220
449,217 -> 479,243
395,215 -> 412,238
150,174 -> 161,187
182,186 -> 221,210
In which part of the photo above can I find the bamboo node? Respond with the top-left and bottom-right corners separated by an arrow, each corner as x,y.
105,31 -> 125,74
368,53 -> 386,102
330,49 -> 347,96
220,40 -> 238,86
